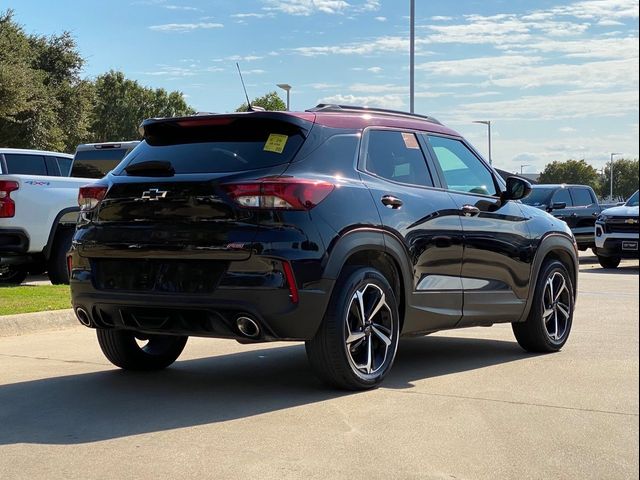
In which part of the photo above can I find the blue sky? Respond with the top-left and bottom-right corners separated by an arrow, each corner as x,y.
5,0 -> 639,173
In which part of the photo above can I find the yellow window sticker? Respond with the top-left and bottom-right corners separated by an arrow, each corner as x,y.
401,132 -> 420,149
264,134 -> 288,154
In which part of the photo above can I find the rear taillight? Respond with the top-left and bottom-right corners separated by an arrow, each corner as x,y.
78,184 -> 108,211
0,181 -> 19,218
223,178 -> 334,210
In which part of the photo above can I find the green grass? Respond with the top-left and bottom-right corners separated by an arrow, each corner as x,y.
0,285 -> 71,316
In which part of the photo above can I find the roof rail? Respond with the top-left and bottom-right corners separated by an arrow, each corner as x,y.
306,104 -> 442,125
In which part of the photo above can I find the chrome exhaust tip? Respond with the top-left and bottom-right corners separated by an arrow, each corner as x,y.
236,316 -> 260,338
75,307 -> 91,327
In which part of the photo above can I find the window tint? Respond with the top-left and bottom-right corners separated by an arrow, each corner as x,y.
552,188 -> 572,206
365,130 -> 433,187
117,118 -> 304,175
4,154 -> 47,175
71,149 -> 129,178
570,188 -> 594,206
56,157 -> 72,176
427,136 -> 497,196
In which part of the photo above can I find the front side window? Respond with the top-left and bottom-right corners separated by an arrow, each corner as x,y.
365,130 -> 433,187
426,136 -> 497,196
570,188 -> 594,207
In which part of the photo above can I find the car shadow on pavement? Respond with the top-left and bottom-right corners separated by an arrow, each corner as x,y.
0,335 -> 532,445
579,265 -> 639,275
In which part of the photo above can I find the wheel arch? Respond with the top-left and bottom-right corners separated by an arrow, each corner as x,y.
42,207 -> 79,259
517,233 -> 579,323
323,229 -> 412,330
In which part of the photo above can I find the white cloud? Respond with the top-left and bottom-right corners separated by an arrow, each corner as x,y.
430,15 -> 453,21
319,93 -> 405,109
290,35 -> 431,56
163,5 -> 201,11
446,89 -> 639,121
231,12 -> 271,18
374,16 -> 387,22
149,22 -> 224,32
263,0 -> 350,15
367,66 -> 383,73
262,0 -> 380,15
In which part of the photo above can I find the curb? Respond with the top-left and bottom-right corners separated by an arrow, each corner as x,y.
0,309 -> 78,337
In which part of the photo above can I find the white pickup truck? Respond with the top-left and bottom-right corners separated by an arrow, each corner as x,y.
1,143 -> 139,284
1,148 -> 88,284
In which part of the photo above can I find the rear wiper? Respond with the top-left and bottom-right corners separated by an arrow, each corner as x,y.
125,161 -> 175,177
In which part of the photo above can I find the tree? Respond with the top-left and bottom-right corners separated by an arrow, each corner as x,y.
89,71 -> 194,142
599,158 -> 639,200
0,10 -> 194,151
538,159 -> 599,190
0,9 -> 90,152
236,91 -> 286,112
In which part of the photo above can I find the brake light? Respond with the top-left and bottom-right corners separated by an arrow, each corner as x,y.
78,184 -> 108,211
0,181 -> 19,218
223,178 -> 334,210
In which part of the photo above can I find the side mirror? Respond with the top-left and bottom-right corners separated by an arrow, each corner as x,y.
501,176 -> 532,202
550,202 -> 567,211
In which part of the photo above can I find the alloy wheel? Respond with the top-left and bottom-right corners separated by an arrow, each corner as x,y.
541,271 -> 571,342
345,283 -> 394,375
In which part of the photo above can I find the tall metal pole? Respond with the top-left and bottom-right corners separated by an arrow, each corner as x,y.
610,152 -> 621,200
409,0 -> 415,113
487,120 -> 492,165
286,90 -> 290,111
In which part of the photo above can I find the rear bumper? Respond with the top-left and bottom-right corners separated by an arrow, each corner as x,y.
0,228 -> 29,254
70,274 -> 334,342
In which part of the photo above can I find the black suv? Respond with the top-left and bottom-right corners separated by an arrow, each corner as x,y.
69,105 -> 579,390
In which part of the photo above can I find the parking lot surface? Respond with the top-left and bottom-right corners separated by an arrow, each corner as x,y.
1,253 -> 638,479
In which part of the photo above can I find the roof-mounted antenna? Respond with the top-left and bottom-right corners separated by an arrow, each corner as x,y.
236,62 -> 254,112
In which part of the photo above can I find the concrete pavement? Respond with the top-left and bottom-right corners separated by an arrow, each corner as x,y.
0,254 -> 638,479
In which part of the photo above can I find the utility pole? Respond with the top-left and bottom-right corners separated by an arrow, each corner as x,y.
409,0 -> 415,113
473,120 -> 492,165
610,152 -> 621,200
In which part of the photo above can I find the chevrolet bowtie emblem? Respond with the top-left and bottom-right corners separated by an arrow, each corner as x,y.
625,218 -> 638,224
138,188 -> 168,201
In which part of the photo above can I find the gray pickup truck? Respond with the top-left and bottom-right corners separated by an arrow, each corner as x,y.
521,184 -> 602,250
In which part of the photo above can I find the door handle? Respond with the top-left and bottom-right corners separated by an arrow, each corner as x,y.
381,195 -> 403,209
461,204 -> 480,217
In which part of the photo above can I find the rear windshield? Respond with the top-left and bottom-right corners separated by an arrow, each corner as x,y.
71,148 -> 130,178
115,118 -> 305,175
521,187 -> 554,207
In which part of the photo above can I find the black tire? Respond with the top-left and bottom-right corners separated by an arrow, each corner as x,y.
512,260 -> 574,353
96,329 -> 188,371
47,228 -> 74,285
305,267 -> 400,390
0,266 -> 28,285
597,255 -> 620,269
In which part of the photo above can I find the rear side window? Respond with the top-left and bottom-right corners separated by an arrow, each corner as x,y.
117,118 -> 305,175
427,136 -> 497,196
570,188 -> 594,206
552,188 -> 572,206
365,130 -> 433,187
56,157 -> 72,176
4,154 -> 47,175
71,149 -> 129,179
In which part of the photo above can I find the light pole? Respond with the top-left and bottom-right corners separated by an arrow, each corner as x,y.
520,164 -> 530,174
276,83 -> 292,111
609,152 -> 621,200
473,120 -> 492,165
409,0 -> 415,113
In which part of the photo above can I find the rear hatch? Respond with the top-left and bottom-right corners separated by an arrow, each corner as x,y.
78,113 -> 314,275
